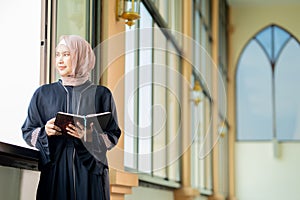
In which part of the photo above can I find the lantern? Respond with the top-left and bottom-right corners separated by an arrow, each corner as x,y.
117,0 -> 141,27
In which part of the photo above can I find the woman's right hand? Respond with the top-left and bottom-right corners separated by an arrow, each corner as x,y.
45,118 -> 62,136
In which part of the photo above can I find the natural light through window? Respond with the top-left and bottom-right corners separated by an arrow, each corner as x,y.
236,25 -> 300,141
0,0 -> 41,148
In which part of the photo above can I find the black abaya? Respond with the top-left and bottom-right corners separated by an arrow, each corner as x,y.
22,80 -> 121,200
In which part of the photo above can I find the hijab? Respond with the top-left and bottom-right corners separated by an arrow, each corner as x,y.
57,35 -> 95,86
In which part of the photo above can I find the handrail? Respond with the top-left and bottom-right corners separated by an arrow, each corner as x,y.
0,142 -> 39,171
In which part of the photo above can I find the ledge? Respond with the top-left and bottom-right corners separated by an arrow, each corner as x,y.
0,142 -> 39,170
174,187 -> 200,200
110,169 -> 139,200
208,194 -> 226,200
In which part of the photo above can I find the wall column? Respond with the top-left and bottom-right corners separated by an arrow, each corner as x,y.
227,6 -> 237,200
102,0 -> 138,199
208,0 -> 225,200
174,1 -> 199,199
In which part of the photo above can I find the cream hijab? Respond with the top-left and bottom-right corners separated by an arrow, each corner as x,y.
57,35 -> 95,86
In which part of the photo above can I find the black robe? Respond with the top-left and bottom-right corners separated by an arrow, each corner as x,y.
22,80 -> 121,200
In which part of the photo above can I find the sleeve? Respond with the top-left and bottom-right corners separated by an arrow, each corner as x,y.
21,89 -> 51,166
92,89 -> 121,151
78,87 -> 121,166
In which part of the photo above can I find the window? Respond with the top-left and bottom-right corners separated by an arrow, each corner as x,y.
190,76 -> 213,193
236,25 -> 300,141
191,0 -> 214,194
124,1 -> 182,186
53,0 -> 101,83
151,0 -> 182,33
0,0 -> 41,148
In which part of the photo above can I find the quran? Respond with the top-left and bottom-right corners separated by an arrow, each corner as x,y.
54,111 -> 111,134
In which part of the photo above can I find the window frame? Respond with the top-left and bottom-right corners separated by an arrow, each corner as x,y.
124,0 -> 183,188
191,0 -> 215,195
235,24 -> 300,142
46,0 -> 101,84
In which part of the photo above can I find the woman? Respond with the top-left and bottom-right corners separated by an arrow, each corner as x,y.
22,35 -> 121,200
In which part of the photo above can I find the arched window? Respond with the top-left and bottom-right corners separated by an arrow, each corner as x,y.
236,24 -> 300,141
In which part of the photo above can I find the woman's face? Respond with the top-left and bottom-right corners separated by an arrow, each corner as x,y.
56,44 -> 72,77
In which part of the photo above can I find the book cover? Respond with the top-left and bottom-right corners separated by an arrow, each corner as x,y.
54,111 -> 111,134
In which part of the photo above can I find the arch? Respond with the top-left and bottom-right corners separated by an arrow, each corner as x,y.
235,24 -> 300,141
234,23 -> 300,77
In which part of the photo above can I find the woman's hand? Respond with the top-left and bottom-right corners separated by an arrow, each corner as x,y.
66,122 -> 94,141
45,118 -> 62,136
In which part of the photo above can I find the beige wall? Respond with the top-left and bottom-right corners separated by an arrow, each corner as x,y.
230,4 -> 300,72
229,4 -> 300,200
125,187 -> 174,200
235,143 -> 300,200
0,167 -> 40,200
0,166 -> 21,200
20,170 -> 40,200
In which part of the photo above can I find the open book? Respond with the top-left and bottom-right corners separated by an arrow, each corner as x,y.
54,111 -> 111,134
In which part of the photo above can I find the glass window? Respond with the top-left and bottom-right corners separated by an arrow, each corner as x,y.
191,76 -> 213,192
152,24 -> 167,177
236,25 -> 300,141
276,39 -> 300,140
137,3 -> 153,174
191,0 -> 214,194
236,41 -> 273,140
124,2 -> 182,185
54,0 -> 101,83
149,0 -> 182,44
0,0 -> 41,148
56,0 -> 89,38
124,22 -> 138,170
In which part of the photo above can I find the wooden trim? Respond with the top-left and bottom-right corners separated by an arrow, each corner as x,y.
110,169 -> 139,200
174,187 -> 199,200
208,194 -> 226,200
181,0 -> 193,189
211,0 -> 221,196
110,169 -> 138,187
227,5 -> 237,200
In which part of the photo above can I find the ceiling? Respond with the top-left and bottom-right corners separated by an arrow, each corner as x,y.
227,0 -> 300,6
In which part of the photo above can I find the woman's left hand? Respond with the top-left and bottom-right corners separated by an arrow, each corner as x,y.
66,122 -> 94,140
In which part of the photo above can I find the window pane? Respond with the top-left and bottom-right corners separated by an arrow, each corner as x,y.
169,0 -> 182,33
203,97 -> 213,191
124,1 -> 183,183
255,27 -> 272,61
236,40 -> 273,140
124,49 -> 138,169
167,46 -> 181,181
191,76 -> 204,189
191,92 -> 200,188
274,26 -> 290,60
155,0 -> 168,23
137,3 -> 153,173
55,0 -> 90,81
56,0 -> 88,38
152,26 -> 167,177
138,66 -> 152,173
0,0 -> 41,147
276,39 -> 300,141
